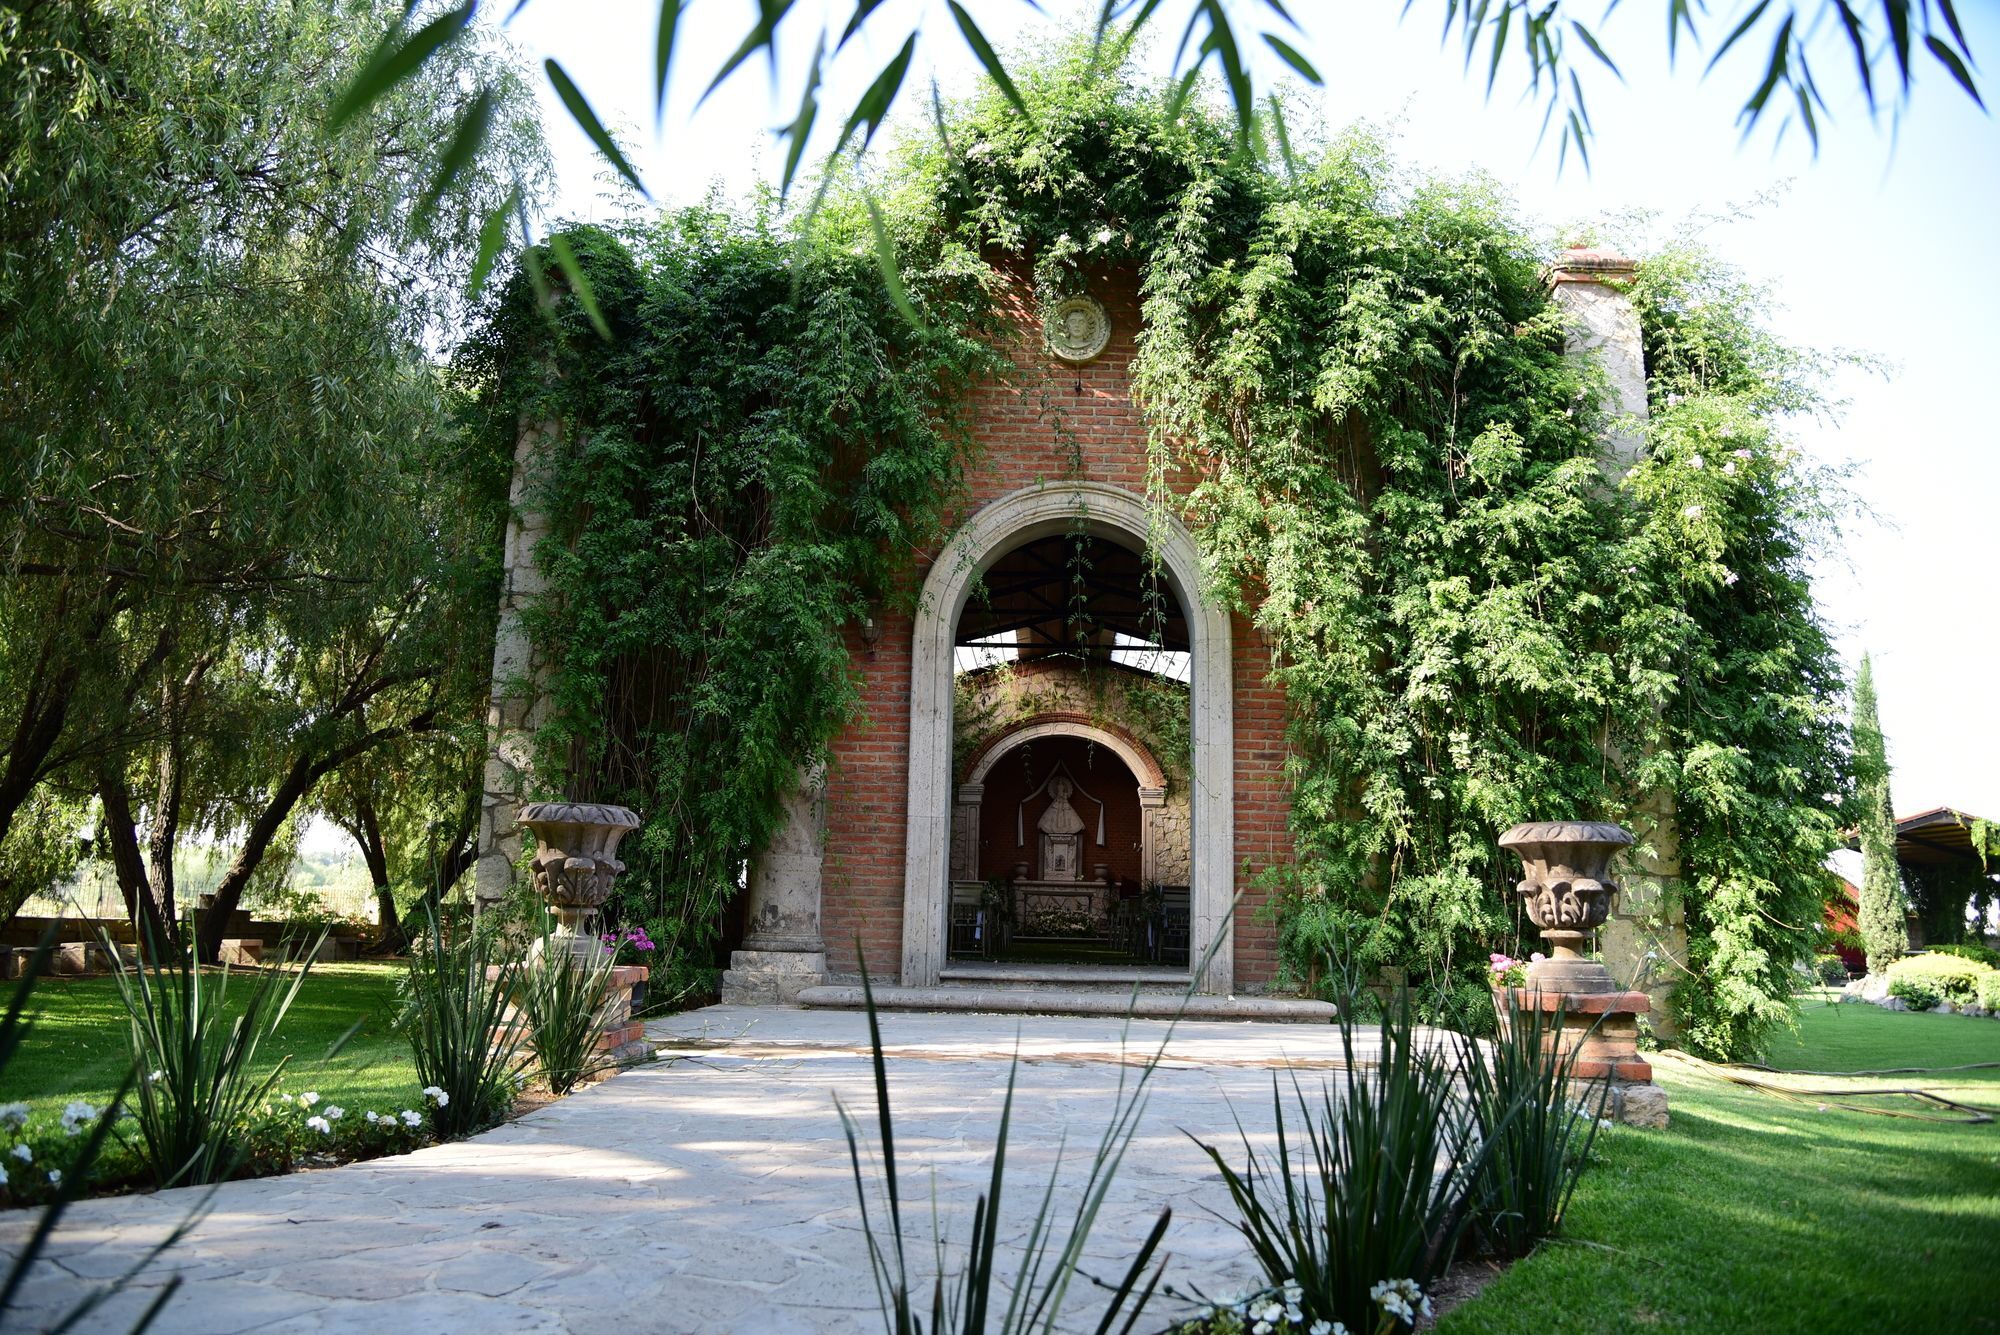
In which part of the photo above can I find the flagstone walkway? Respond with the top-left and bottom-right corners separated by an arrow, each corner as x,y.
3,1005 -> 1376,1334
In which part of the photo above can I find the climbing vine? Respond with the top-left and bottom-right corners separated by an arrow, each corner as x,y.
466,42 -> 1853,1053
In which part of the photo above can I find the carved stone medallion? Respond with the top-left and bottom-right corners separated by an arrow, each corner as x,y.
1046,294 -> 1110,363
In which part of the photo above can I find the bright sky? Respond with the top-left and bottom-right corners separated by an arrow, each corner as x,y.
502,0 -> 2000,823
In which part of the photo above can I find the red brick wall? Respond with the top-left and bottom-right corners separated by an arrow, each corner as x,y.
820,267 -> 1287,987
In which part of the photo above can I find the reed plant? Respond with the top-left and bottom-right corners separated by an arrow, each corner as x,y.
1193,997 -> 1494,1332
398,907 -> 528,1138
516,915 -> 619,1096
109,923 -> 313,1187
1460,990 -> 1612,1259
838,963 -> 1169,1334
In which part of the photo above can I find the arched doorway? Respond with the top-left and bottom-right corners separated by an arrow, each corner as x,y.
900,482 -> 1234,992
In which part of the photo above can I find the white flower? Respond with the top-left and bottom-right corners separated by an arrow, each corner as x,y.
1681,503 -> 1704,519
422,1086 -> 449,1108
46,1169 -> 60,1187
1255,1301 -> 1284,1323
1733,448 -> 1753,460
1309,1323 -> 1341,1335
0,1103 -> 28,1129
364,1111 -> 379,1124
305,1116 -> 331,1135
1721,569 -> 1739,586
60,1101 -> 97,1135
1287,1304 -> 1305,1323
1689,453 -> 1705,469
324,1106 -> 343,1121
147,1070 -> 163,1083
400,1110 -> 422,1128
1282,1283 -> 1304,1305
298,1092 -> 320,1108
280,1093 -> 293,1103
1599,1117 -> 1615,1130
1094,228 -> 1114,245
1722,460 -> 1737,476
1252,1323 -> 1271,1335
9,1144 -> 30,1164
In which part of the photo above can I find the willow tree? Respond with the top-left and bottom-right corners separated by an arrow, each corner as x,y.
0,0 -> 545,944
1851,654 -> 1906,973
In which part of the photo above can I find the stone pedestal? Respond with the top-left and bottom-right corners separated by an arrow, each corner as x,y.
1501,987 -> 1668,1128
721,766 -> 828,1005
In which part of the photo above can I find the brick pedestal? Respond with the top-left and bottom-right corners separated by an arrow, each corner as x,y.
1502,987 -> 1669,1128
596,964 -> 651,1063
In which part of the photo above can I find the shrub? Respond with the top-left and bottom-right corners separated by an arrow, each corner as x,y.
398,910 -> 528,1139
1976,972 -> 2000,1012
239,1092 -> 430,1176
1888,976 -> 1943,1011
109,926 -> 312,1187
1461,993 -> 1613,1260
1194,997 -> 1483,1332
517,923 -> 619,1096
1885,953 -> 1992,1006
1928,942 -> 2000,970
1813,954 -> 1852,986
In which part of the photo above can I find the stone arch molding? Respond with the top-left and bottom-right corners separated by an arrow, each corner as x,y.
962,715 -> 1167,792
900,481 -> 1234,992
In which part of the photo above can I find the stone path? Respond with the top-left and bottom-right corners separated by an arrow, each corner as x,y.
3,1006 -> 1386,1334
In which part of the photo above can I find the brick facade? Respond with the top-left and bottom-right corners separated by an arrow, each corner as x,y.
820,268 -> 1289,988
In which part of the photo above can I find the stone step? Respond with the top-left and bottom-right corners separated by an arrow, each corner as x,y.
938,962 -> 1192,989
794,983 -> 1336,1023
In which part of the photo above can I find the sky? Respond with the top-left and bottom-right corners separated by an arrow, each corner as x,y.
500,0 -> 2000,823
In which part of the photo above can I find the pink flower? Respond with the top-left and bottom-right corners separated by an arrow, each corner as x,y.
1530,952 -> 1546,963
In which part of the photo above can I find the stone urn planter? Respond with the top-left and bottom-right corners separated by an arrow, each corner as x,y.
1498,820 -> 1634,995
517,801 -> 642,962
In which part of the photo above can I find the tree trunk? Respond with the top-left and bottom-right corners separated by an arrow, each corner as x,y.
349,792 -> 405,955
97,770 -> 176,954
195,708 -> 437,963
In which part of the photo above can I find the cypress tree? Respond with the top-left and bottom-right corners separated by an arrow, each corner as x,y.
1852,655 -> 1907,974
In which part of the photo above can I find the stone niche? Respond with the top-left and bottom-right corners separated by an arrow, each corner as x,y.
952,660 -> 1189,891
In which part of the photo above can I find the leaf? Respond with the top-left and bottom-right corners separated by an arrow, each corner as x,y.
1740,14 -> 1795,128
1831,1 -> 1875,111
778,34 -> 824,200
547,233 -> 612,341
1265,92 -> 1298,176
1925,34 -> 1986,109
836,35 -> 918,158
864,194 -> 923,329
949,2 -> 1032,118
328,2 -> 474,129
1884,0 -> 1914,88
838,0 -> 889,50
1487,1 -> 1513,95
1569,20 -> 1622,81
1704,0 -> 1771,77
702,0 -> 799,105
1262,32 -> 1323,86
413,87 -> 496,225
468,187 -> 516,301
655,0 -> 684,122
545,59 -> 649,199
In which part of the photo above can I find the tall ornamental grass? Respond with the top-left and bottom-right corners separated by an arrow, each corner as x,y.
1194,998 -> 1491,1332
109,925 -> 313,1187
517,915 -> 619,1096
1460,992 -> 1612,1260
399,909 -> 527,1138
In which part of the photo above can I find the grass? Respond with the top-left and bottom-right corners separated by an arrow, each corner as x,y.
0,962 -> 418,1119
1438,1000 -> 2000,1335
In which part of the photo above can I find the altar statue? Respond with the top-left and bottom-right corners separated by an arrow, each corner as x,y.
1037,776 -> 1085,881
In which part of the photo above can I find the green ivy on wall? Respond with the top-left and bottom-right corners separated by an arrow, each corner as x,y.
465,43 -> 1853,1055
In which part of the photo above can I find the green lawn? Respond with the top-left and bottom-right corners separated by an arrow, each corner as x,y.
0,962 -> 420,1120
1440,1001 -> 2000,1334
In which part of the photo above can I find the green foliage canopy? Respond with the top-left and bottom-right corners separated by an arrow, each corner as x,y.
474,47 -> 1852,1055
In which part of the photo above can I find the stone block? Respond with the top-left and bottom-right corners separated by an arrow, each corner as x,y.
720,949 -> 827,1006
51,942 -> 91,976
219,939 -> 264,967
1612,1081 -> 1670,1129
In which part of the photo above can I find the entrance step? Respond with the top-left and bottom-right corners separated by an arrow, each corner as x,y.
939,961 -> 1191,989
794,983 -> 1336,1023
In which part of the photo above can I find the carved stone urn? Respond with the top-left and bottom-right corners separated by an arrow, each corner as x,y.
517,801 -> 642,962
1498,820 -> 1634,994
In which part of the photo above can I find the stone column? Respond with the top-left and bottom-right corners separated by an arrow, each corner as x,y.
1548,247 -> 1648,481
1550,247 -> 1688,1032
474,417 -> 558,909
1137,786 -> 1166,884
720,765 -> 829,1004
